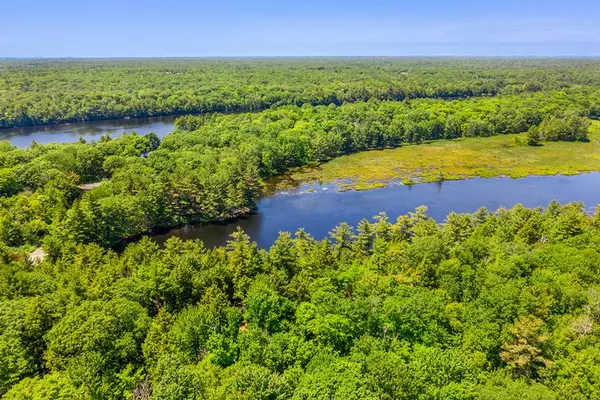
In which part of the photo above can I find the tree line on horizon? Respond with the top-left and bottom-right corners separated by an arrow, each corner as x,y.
1,58 -> 600,128
0,58 -> 599,400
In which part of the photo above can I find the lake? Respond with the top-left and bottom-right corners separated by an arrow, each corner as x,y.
0,116 -> 177,148
4,118 -> 600,250
148,173 -> 600,249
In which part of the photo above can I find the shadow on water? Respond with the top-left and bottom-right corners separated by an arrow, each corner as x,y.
144,172 -> 600,250
0,115 -> 178,147
262,163 -> 327,195
147,212 -> 266,249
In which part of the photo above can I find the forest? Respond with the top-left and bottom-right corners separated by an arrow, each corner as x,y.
0,88 -> 597,251
0,58 -> 600,399
1,58 -> 600,127
2,203 -> 600,399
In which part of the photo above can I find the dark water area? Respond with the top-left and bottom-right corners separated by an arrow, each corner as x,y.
0,116 -> 177,147
148,173 -> 600,249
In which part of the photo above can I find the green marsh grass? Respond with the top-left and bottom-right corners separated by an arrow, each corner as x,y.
275,121 -> 600,191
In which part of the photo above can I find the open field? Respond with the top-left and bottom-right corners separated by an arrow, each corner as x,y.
272,121 -> 600,191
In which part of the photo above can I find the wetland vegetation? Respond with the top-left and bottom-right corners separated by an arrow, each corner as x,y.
274,121 -> 600,191
1,58 -> 600,400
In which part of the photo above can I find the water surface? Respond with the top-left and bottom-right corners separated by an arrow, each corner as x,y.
149,173 -> 600,249
0,116 -> 176,147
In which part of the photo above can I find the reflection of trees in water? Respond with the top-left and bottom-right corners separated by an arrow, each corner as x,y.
3,115 -> 177,148
145,173 -> 600,251
237,212 -> 265,245
161,211 -> 266,249
436,181 -> 443,194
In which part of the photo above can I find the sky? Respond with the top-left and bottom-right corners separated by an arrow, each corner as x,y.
1,0 -> 599,57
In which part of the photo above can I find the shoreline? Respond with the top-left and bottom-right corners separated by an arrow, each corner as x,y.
111,206 -> 254,251
269,170 -> 600,196
268,124 -> 600,192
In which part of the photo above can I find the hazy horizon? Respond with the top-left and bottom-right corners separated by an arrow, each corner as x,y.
3,56 -> 600,60
1,0 -> 599,57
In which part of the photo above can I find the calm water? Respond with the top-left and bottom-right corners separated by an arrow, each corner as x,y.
0,116 -> 177,147
149,173 -> 600,249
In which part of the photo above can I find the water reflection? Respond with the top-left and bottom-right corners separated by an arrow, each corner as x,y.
148,173 -> 600,249
0,115 -> 177,147
151,212 -> 266,249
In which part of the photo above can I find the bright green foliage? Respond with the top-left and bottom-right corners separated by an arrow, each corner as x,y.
43,299 -> 151,399
0,86 -> 597,250
245,276 -> 294,334
475,371 -> 557,400
1,203 -> 597,398
527,126 -> 542,146
3,372 -> 82,400
1,59 -> 600,399
3,58 -> 600,128
539,115 -> 591,142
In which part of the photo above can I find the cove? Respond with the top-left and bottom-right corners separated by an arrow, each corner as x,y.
0,115 -> 176,148
146,172 -> 600,249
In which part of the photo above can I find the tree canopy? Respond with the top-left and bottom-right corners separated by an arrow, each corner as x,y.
0,203 -> 600,399
1,58 -> 600,128
1,58 -> 600,399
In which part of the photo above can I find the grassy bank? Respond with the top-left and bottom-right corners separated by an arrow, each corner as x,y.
272,121 -> 600,191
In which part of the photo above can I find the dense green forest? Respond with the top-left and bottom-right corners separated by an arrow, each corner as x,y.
1,58 -> 600,399
2,203 -> 600,399
0,90 -> 596,250
1,58 -> 600,127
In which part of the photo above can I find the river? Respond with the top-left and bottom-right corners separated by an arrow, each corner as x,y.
0,116 -> 177,148
4,118 -> 600,250
147,173 -> 600,249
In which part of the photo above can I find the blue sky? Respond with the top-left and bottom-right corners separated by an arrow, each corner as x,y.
1,0 -> 599,57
